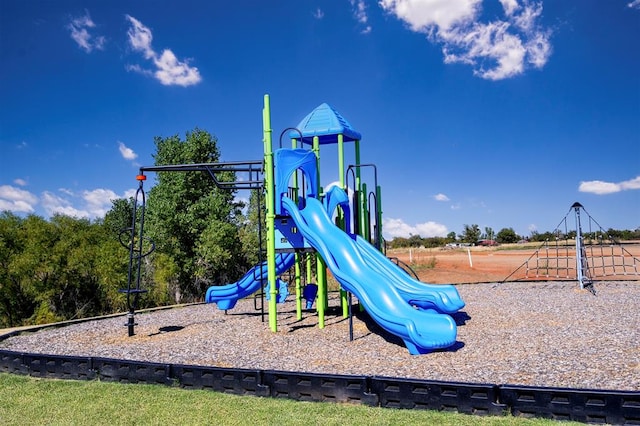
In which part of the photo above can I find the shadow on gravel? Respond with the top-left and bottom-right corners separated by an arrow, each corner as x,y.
353,307 -> 467,353
148,325 -> 184,336
353,309 -> 405,348
452,311 -> 471,326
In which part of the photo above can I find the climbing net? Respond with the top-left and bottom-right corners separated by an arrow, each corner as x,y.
503,204 -> 640,284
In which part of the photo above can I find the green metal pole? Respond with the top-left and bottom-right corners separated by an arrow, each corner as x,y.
355,140 -> 366,313
355,140 -> 362,237
376,185 -> 383,250
263,94 -> 278,333
291,137 -> 303,320
362,182 -> 369,241
338,134 -> 348,318
306,253 -> 313,285
313,135 -> 326,328
295,252 -> 302,320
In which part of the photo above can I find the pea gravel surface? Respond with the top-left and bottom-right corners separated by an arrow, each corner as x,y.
2,281 -> 638,391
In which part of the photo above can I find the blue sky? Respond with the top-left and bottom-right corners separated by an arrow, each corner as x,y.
1,0 -> 639,240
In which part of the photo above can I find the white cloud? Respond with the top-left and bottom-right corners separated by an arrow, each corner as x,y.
13,178 -> 28,186
379,0 -> 552,80
125,63 -> 153,77
118,141 -> 138,161
578,176 -> 640,195
67,11 -> 106,53
313,8 -> 325,19
154,49 -> 202,86
1,184 -> 136,219
125,15 -> 202,87
379,0 -> 480,31
351,0 -> 372,33
124,189 -> 138,199
433,193 -> 450,201
629,0 -> 640,10
499,0 -> 520,17
83,188 -> 120,217
383,217 -> 448,239
42,191 -> 90,218
42,188 -> 135,219
126,15 -> 154,59
0,185 -> 38,213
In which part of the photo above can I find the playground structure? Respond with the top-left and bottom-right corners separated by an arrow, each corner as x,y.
121,95 -> 465,354
503,202 -> 640,291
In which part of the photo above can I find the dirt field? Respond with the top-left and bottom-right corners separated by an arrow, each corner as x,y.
386,242 -> 640,284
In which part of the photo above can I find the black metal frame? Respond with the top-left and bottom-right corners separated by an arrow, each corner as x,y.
120,160 -> 265,336
138,160 -> 264,190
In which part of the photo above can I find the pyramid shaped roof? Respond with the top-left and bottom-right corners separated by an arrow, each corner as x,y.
289,103 -> 361,145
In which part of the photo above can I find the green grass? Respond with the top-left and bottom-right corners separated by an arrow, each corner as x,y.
0,373 -> 579,426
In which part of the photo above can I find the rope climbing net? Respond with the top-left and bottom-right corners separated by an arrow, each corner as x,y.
503,203 -> 640,288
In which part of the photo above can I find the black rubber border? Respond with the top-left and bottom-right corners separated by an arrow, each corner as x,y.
1,349 -> 638,424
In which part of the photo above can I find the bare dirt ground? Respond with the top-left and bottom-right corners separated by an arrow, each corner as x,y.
387,242 -> 640,284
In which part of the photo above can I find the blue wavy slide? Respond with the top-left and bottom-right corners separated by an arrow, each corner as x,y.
322,186 -> 463,314
282,196 -> 457,354
205,253 -> 295,310
353,235 -> 465,313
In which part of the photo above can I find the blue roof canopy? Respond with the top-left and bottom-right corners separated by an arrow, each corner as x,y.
289,103 -> 361,144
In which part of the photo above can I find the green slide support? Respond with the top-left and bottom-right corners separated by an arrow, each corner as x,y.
263,95 -> 278,332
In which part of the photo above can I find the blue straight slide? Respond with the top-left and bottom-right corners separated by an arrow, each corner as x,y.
205,253 -> 295,310
353,235 -> 465,313
282,196 -> 457,354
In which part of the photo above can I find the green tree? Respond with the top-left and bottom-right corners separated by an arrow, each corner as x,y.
145,128 -> 247,302
238,189 -> 266,267
6,214 -> 58,324
103,197 -> 134,237
460,224 -> 481,245
483,226 -> 494,241
0,212 -> 37,327
388,237 -> 409,249
496,227 -> 519,244
0,213 -> 114,326
45,215 -> 106,321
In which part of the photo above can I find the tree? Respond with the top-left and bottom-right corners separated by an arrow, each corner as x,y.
0,212 -> 37,327
145,128 -> 248,302
496,227 -> 519,244
0,213 -> 118,326
103,197 -> 134,237
44,215 -> 106,321
483,226 -> 495,241
460,224 -> 481,245
5,214 -> 58,324
238,189 -> 266,266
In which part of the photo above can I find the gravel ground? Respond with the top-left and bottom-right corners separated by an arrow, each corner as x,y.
1,281 -> 638,391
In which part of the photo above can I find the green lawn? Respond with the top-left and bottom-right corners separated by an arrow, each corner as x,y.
0,373 -> 578,425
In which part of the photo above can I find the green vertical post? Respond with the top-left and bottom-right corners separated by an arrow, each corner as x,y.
355,140 -> 366,313
263,94 -> 278,333
291,137 -> 303,320
376,185 -> 383,250
361,182 -> 369,241
306,253 -> 313,284
338,134 -> 349,317
355,140 -> 363,237
313,135 -> 326,328
294,252 -> 302,320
